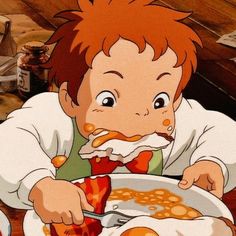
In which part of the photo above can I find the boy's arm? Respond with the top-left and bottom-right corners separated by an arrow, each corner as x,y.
180,110 -> 236,196
0,93 -> 73,209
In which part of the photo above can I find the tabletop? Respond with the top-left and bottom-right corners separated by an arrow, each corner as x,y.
0,187 -> 236,235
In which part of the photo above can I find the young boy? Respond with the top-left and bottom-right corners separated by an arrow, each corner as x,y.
0,0 -> 236,227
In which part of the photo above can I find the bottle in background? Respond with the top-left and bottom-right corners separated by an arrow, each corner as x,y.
17,41 -> 50,100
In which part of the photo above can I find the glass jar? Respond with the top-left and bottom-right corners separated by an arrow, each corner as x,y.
17,41 -> 50,100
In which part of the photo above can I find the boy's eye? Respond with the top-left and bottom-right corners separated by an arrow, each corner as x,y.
153,92 -> 170,109
96,91 -> 117,107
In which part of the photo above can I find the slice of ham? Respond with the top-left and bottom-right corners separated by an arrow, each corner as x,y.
50,175 -> 111,236
79,131 -> 172,164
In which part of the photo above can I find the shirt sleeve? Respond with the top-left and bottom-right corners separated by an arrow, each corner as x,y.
0,92 -> 73,209
190,109 -> 236,193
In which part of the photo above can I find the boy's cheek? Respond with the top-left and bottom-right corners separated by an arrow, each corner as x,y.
77,114 -> 115,138
155,112 -> 176,136
153,110 -> 175,137
75,110 -> 108,138
76,119 -> 92,138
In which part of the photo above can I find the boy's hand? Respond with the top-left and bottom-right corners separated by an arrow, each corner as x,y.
29,177 -> 94,225
178,160 -> 224,198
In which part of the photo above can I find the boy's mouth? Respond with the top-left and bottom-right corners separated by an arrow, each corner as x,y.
79,128 -> 173,164
155,132 -> 174,142
91,129 -> 174,148
91,129 -> 142,148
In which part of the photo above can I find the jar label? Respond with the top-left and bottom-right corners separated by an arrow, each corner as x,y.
17,67 -> 30,92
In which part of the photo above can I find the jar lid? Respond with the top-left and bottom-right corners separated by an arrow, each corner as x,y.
22,41 -> 48,52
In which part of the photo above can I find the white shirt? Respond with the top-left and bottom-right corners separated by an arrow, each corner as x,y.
0,92 -> 235,209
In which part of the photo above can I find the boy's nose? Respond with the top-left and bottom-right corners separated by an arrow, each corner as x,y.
135,108 -> 150,116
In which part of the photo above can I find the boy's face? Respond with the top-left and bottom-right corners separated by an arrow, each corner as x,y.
61,39 -> 182,138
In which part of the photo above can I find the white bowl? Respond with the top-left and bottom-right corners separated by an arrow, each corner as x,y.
23,210 -> 49,236
0,210 -> 11,236
108,174 -> 233,222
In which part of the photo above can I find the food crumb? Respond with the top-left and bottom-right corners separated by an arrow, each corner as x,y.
149,206 -> 157,211
43,225 -> 51,236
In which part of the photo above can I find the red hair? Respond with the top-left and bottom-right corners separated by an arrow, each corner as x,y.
45,0 -> 202,105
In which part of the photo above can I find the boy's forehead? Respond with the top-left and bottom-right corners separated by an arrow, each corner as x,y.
81,39 -> 182,103
91,39 -> 179,74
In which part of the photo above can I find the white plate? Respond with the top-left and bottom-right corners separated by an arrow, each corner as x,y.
23,174 -> 234,236
0,210 -> 11,236
23,210 -> 49,236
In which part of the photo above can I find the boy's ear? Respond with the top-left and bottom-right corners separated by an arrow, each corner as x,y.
173,93 -> 183,111
59,82 -> 78,118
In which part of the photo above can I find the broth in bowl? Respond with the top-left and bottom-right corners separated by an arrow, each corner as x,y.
108,188 -> 201,220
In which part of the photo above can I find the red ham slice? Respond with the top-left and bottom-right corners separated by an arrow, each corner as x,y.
50,175 -> 111,236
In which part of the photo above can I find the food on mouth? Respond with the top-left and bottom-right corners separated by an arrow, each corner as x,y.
50,175 -> 111,236
92,130 -> 142,148
88,150 -> 154,175
120,227 -> 159,236
108,188 -> 201,220
79,129 -> 172,164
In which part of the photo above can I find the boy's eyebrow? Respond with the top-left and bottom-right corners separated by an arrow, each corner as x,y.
104,70 -> 124,79
156,72 -> 171,80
